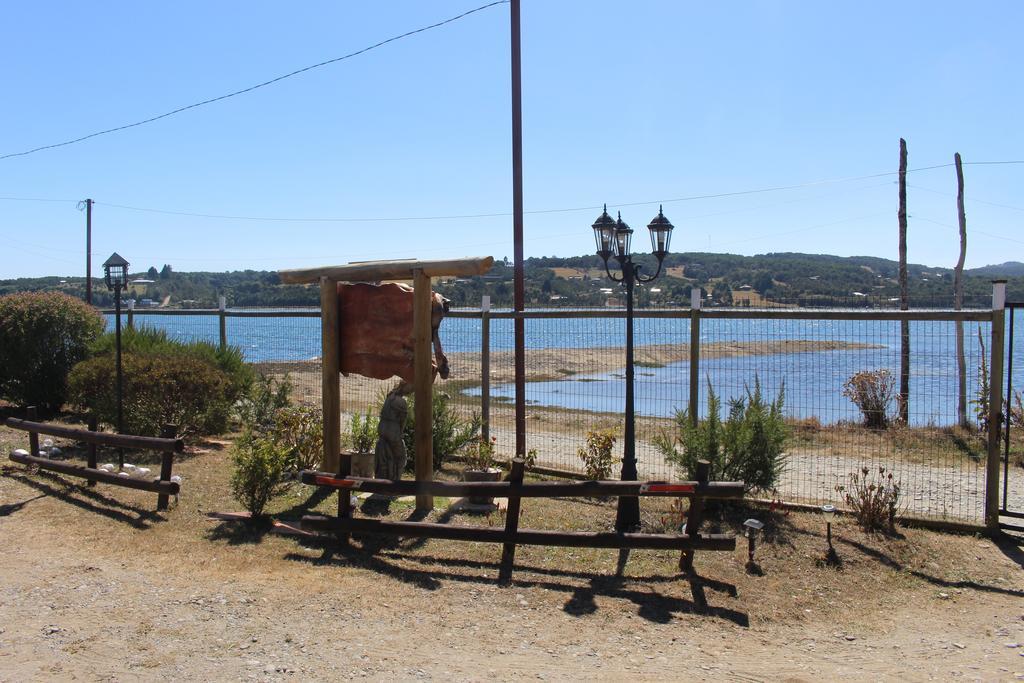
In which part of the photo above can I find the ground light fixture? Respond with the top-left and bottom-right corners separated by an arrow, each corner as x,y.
742,518 -> 764,573
821,504 -> 836,548
590,205 -> 674,532
102,252 -> 129,467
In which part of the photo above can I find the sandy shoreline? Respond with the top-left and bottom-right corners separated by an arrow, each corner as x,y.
255,339 -> 881,390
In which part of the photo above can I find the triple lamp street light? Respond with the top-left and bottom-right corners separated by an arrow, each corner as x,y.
102,252 -> 129,467
591,205 -> 674,532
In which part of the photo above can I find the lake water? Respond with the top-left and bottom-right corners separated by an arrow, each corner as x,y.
106,309 -> 1024,426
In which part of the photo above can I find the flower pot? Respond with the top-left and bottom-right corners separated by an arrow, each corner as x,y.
349,451 -> 375,478
462,467 -> 503,506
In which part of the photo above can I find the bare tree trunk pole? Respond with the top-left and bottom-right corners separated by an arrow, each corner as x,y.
954,153 -> 968,428
898,138 -> 910,424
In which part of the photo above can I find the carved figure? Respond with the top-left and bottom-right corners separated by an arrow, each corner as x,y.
374,382 -> 413,480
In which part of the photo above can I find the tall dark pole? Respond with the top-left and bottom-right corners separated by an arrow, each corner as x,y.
114,281 -> 124,467
85,199 -> 93,304
511,0 -> 526,458
617,265 -> 640,530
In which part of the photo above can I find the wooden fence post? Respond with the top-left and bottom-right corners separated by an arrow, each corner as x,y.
481,295 -> 491,443
320,278 -> 341,474
499,457 -> 526,584
157,424 -> 177,511
26,406 -> 39,457
689,288 -> 702,428
985,280 -> 1006,530
680,459 -> 710,575
86,415 -> 98,487
126,298 -> 135,330
218,295 -> 227,350
413,269 -> 434,512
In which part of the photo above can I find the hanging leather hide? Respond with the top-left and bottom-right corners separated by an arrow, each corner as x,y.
337,282 -> 449,383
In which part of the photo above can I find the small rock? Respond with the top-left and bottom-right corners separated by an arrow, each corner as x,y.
939,593 -> 950,599
953,642 -> 965,649
845,635 -> 857,642
1007,643 -> 1021,649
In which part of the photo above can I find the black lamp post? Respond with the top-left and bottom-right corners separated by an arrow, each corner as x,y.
103,253 -> 129,464
592,205 -> 674,531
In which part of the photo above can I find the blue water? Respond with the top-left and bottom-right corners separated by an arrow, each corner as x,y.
106,309 -> 1024,426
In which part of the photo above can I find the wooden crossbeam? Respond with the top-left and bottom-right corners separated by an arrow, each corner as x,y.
300,471 -> 744,499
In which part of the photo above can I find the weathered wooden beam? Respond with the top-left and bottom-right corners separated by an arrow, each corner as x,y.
4,418 -> 183,452
301,514 -> 736,551
299,471 -> 744,499
9,449 -> 180,495
413,268 -> 434,511
279,257 -> 494,285
499,458 -> 526,583
320,277 -> 341,473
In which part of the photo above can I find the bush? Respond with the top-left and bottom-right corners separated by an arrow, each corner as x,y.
0,292 -> 103,413
842,369 -> 895,429
91,325 -> 254,403
346,412 -> 379,453
401,389 -> 481,471
655,378 -> 787,493
230,433 -> 289,517
577,428 -> 618,480
835,466 -> 901,533
67,352 -> 231,437
235,373 -> 292,433
271,405 -> 323,472
463,435 -> 500,471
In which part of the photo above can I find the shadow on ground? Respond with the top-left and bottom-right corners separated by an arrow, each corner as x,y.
1,469 -> 166,529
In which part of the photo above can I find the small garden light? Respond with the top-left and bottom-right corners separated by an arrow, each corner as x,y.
821,504 -> 836,548
743,518 -> 764,572
102,252 -> 130,467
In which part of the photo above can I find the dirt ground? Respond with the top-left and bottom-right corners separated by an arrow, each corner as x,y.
2,427 -> 1024,681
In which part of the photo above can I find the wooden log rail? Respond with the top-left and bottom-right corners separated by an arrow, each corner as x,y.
5,408 -> 183,511
298,459 -> 742,596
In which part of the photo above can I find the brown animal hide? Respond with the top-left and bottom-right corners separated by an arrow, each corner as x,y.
337,282 -> 449,383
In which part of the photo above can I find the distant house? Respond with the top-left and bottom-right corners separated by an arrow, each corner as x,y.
129,278 -> 155,297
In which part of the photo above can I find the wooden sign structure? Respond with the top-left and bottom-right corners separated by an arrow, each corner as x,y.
279,257 -> 493,512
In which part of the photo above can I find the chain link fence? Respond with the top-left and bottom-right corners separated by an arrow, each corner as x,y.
107,302 -> 1021,525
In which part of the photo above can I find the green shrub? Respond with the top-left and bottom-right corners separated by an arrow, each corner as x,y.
91,325 -> 254,402
577,429 -> 617,480
0,292 -> 103,412
67,352 -> 231,436
842,369 -> 895,429
230,433 -> 289,518
401,389 -> 481,471
271,405 -> 323,472
235,373 -> 292,433
655,378 -> 787,493
346,411 -> 379,453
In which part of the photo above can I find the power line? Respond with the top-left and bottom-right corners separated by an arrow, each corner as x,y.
0,160 -> 1020,223
0,1 -> 509,161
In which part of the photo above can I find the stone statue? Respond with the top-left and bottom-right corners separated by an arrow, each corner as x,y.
374,382 -> 413,480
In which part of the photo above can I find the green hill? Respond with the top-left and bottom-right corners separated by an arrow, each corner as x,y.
2,252 -> 1020,309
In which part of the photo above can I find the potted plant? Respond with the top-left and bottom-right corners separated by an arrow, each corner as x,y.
462,436 -> 502,506
346,412 -> 378,478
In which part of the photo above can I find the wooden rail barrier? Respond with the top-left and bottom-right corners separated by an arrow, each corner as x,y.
299,459 -> 741,606
6,407 -> 184,511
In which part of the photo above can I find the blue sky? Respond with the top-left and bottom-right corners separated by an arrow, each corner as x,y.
2,1 -> 1022,279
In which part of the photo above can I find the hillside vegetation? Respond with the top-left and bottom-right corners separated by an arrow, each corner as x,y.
2,254 -> 1020,308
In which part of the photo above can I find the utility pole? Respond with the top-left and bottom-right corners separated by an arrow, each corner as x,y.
83,198 -> 94,304
511,0 -> 525,459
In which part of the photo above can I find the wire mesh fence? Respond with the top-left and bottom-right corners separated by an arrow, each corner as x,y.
104,303 -> 1023,525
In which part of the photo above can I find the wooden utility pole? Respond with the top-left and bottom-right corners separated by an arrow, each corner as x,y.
510,0 -> 526,459
898,139 -> 910,424
84,198 -> 94,304
953,153 -> 968,428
